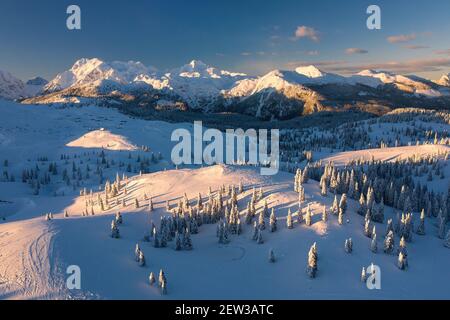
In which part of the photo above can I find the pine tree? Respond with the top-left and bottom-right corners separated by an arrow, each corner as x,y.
444,230 -> 450,248
149,272 -> 156,286
397,236 -> 407,257
370,233 -> 378,253
338,207 -> 344,225
345,238 -> 353,253
322,206 -> 328,222
269,248 -> 276,263
115,211 -> 123,224
252,221 -> 259,240
331,195 -> 339,215
383,230 -> 395,254
138,250 -> 146,267
158,269 -> 166,288
339,194 -> 347,214
397,252 -> 408,270
438,216 -> 446,239
182,228 -> 193,250
111,220 -> 120,238
416,209 -> 426,235
256,228 -> 264,244
269,208 -> 277,232
364,219 -> 372,238
175,232 -> 182,250
306,243 -> 318,278
258,211 -> 266,230
161,279 -> 167,295
305,205 -> 312,226
361,267 -> 367,282
286,209 -> 293,229
135,243 -> 141,261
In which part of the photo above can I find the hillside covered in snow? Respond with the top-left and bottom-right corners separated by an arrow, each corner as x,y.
0,99 -> 449,300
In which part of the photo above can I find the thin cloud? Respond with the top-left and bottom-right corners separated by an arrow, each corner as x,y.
387,33 -> 416,43
435,49 -> 450,55
403,45 -> 429,50
294,26 -> 320,42
321,57 -> 450,74
345,48 -> 369,54
241,52 -> 251,56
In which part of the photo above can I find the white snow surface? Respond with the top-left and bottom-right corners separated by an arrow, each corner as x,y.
0,99 -> 449,300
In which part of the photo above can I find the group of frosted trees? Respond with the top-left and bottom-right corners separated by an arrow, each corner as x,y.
279,108 -> 450,173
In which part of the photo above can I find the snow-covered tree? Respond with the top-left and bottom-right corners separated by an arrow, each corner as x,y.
182,228 -> 193,250
252,221 -> 259,240
111,220 -> 120,238
286,209 -> 293,229
175,231 -> 182,250
306,243 -> 318,278
158,269 -> 166,288
339,193 -> 347,214
331,195 -> 339,215
397,251 -> 408,270
269,208 -> 277,232
149,272 -> 155,286
345,238 -> 353,253
438,216 -> 447,239
370,233 -> 378,253
258,211 -> 266,230
135,243 -> 141,261
322,206 -> 328,222
269,248 -> 276,263
416,209 -> 426,235
383,230 -> 395,254
338,207 -> 344,225
138,250 -> 146,267
305,204 -> 312,226
444,230 -> 450,248
256,228 -> 264,244
115,211 -> 123,224
361,267 -> 367,283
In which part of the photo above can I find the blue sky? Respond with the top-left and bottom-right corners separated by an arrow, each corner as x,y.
1,0 -> 449,81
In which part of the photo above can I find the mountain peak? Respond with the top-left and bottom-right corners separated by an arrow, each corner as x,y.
26,77 -> 48,86
295,65 -> 325,78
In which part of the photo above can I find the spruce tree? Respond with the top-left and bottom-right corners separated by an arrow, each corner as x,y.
370,233 -> 378,253
149,272 -> 156,286
269,209 -> 277,232
383,230 -> 395,254
397,252 -> 408,270
306,243 -> 318,278
286,209 -> 293,229
305,205 -> 312,226
345,238 -> 353,253
138,250 -> 146,267
269,248 -> 276,263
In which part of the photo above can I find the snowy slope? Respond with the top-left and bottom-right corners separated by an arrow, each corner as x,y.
0,100 -> 449,300
0,70 -> 26,100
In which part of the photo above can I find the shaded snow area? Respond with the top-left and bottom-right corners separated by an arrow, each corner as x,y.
0,100 -> 449,300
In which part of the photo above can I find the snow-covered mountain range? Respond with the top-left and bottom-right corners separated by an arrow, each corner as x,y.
0,70 -> 47,100
4,57 -> 449,119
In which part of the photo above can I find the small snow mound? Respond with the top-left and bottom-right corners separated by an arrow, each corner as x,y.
66,129 -> 137,151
